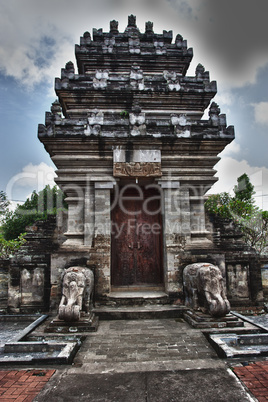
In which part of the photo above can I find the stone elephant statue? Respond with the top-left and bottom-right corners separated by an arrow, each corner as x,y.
58,266 -> 94,322
183,263 -> 230,317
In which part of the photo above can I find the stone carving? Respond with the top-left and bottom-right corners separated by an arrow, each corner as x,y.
170,114 -> 191,137
129,37 -> 140,54
183,263 -> 230,317
58,266 -> 94,322
21,269 -> 31,289
130,64 -> 144,89
128,15 -> 137,27
113,162 -> 162,177
103,37 -> 115,54
175,34 -> 183,47
82,31 -> 91,45
195,63 -> 209,82
32,268 -> 44,302
130,111 -> 145,126
209,102 -> 227,128
110,20 -> 118,33
163,71 -> 180,91
145,21 -> 153,33
154,40 -> 166,55
84,110 -> 104,135
93,69 -> 109,89
65,61 -> 75,74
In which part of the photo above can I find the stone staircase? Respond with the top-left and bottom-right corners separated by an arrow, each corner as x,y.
94,291 -> 185,320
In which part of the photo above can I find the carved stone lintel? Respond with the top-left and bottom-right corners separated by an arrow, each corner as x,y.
113,162 -> 162,177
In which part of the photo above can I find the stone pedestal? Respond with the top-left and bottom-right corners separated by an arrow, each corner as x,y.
45,313 -> 99,333
183,310 -> 244,329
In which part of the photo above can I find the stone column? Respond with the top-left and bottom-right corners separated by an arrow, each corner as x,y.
159,181 -> 186,294
93,181 -> 115,297
84,181 -> 95,247
189,188 -> 213,248
179,186 -> 191,242
64,195 -> 84,245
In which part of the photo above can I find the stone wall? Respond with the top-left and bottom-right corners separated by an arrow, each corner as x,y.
260,257 -> 268,299
208,214 -> 265,306
8,215 -> 59,313
0,259 -> 9,313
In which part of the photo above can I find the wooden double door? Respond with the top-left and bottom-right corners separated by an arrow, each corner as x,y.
111,185 -> 163,288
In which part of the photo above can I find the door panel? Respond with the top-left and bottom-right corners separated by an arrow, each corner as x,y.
111,185 -> 163,287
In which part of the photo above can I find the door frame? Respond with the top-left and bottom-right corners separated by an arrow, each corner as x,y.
110,180 -> 164,290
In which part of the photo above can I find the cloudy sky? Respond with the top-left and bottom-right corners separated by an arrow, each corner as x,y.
0,0 -> 268,209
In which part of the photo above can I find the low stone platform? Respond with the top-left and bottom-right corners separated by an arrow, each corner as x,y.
183,310 -> 244,329
45,315 -> 99,333
209,333 -> 268,358
0,315 -> 81,365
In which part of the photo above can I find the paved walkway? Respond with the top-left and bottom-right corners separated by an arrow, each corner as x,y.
1,318 -> 267,401
36,318 -> 255,401
70,318 -> 223,374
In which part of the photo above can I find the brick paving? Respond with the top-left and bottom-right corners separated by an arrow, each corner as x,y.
0,369 -> 55,402
233,361 -> 268,401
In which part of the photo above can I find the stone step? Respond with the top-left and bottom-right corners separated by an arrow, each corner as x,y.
104,291 -> 171,305
97,291 -> 176,309
94,305 -> 186,320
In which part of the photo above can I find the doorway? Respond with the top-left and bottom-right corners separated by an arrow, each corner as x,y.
111,184 -> 163,288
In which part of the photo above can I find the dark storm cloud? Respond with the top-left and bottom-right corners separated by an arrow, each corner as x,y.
200,1 -> 268,70
160,0 -> 268,88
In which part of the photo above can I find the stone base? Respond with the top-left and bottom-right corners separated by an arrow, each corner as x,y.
183,309 -> 244,329
95,305 -> 186,320
45,313 -> 99,333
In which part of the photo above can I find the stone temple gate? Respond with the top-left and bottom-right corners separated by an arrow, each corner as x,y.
38,15 -> 236,309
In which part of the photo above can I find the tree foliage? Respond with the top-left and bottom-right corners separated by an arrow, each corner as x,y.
0,233 -> 26,259
205,173 -> 268,254
0,191 -> 9,216
1,185 -> 66,241
234,173 -> 255,202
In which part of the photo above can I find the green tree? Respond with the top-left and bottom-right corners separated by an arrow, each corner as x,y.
234,173 -> 255,202
0,191 -> 9,217
205,173 -> 268,254
1,185 -> 66,241
0,233 -> 26,259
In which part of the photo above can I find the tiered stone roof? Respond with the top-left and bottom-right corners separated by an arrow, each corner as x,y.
75,16 -> 192,75
38,15 -> 234,189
